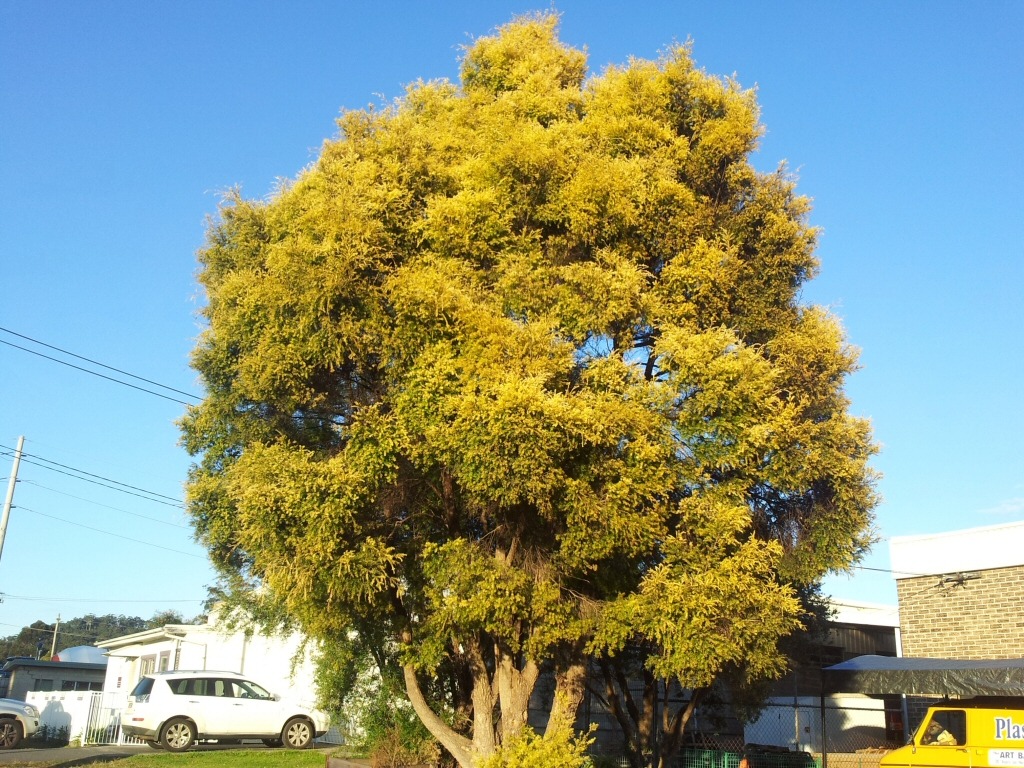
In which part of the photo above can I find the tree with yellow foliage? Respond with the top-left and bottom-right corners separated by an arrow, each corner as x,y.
182,14 -> 876,768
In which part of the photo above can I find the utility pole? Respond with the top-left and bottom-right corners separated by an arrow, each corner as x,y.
49,614 -> 61,659
0,435 -> 25,563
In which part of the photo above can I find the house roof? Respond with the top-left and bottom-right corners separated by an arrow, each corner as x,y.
95,624 -> 195,654
2,658 -> 106,672
823,654 -> 1024,696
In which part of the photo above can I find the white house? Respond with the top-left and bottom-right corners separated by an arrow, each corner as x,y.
98,610 -> 321,712
30,609 -> 343,746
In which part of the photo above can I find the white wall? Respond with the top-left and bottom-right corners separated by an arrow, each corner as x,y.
102,638 -> 179,708
176,623 -> 319,708
829,600 -> 899,628
94,615 -> 342,745
28,690 -> 99,744
745,696 -> 887,753
890,521 -> 1024,581
99,615 -> 321,712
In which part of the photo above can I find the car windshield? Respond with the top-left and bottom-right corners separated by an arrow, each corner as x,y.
129,677 -> 154,698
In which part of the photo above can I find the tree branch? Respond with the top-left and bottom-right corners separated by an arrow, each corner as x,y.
599,657 -> 644,768
402,662 -> 474,768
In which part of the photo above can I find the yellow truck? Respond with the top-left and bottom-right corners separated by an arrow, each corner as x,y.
882,699 -> 1024,768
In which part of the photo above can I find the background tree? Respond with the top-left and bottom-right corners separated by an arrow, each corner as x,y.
145,609 -> 187,628
182,14 -> 877,768
0,614 -> 156,659
0,621 -> 59,659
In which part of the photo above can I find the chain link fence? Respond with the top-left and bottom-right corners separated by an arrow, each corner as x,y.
574,691 -> 903,768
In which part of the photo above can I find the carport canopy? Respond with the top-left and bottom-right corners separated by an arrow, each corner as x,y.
823,655 -> 1024,696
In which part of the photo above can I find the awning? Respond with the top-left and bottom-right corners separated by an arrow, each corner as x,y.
823,655 -> 1024,696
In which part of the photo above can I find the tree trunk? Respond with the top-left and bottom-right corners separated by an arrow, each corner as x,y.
641,668 -> 657,760
599,657 -> 646,768
467,638 -> 498,757
548,658 -> 587,735
495,646 -> 539,743
658,686 -> 704,768
402,662 -> 475,768
600,658 -> 704,768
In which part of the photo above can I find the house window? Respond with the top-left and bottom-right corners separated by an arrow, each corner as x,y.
33,679 -> 54,692
140,655 -> 156,675
59,680 -> 98,692
158,651 -> 171,672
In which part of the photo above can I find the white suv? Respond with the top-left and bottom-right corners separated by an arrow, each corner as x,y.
0,697 -> 39,749
121,670 -> 330,752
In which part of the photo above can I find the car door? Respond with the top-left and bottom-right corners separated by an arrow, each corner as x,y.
910,710 -> 971,768
186,677 -> 242,737
220,678 -> 284,737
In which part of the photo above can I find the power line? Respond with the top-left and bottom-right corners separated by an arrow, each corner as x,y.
0,449 -> 954,582
20,480 -> 189,528
0,594 -> 204,605
0,622 -> 100,642
0,337 -> 200,407
0,443 -> 184,508
0,622 -> 108,644
6,454 -> 183,509
0,325 -> 201,402
0,621 -> 138,643
0,622 -> 203,646
850,564 -> 933,579
18,505 -> 204,558
0,337 -> 195,406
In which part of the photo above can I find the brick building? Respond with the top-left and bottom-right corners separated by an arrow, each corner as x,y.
890,520 -> 1024,659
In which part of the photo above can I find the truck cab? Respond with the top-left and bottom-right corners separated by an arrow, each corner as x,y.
881,698 -> 1024,768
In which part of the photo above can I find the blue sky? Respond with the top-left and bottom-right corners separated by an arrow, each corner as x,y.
1,1 -> 1021,643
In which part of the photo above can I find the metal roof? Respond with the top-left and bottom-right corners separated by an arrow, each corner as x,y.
823,654 -> 1024,696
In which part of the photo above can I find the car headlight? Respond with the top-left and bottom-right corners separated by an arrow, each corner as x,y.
22,704 -> 38,718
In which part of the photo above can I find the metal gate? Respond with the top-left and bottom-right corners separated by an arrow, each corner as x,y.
82,691 -> 143,745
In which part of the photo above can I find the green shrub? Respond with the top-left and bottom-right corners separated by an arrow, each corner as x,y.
344,672 -> 439,767
370,728 -> 442,767
475,716 -> 594,768
31,723 -> 71,746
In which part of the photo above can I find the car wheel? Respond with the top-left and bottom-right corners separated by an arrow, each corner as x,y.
144,739 -> 163,749
0,720 -> 22,750
262,737 -> 283,747
161,717 -> 196,752
282,716 -> 313,749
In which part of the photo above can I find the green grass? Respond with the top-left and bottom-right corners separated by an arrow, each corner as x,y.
104,750 -> 331,766
8,746 -> 364,767
112,751 -> 332,766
